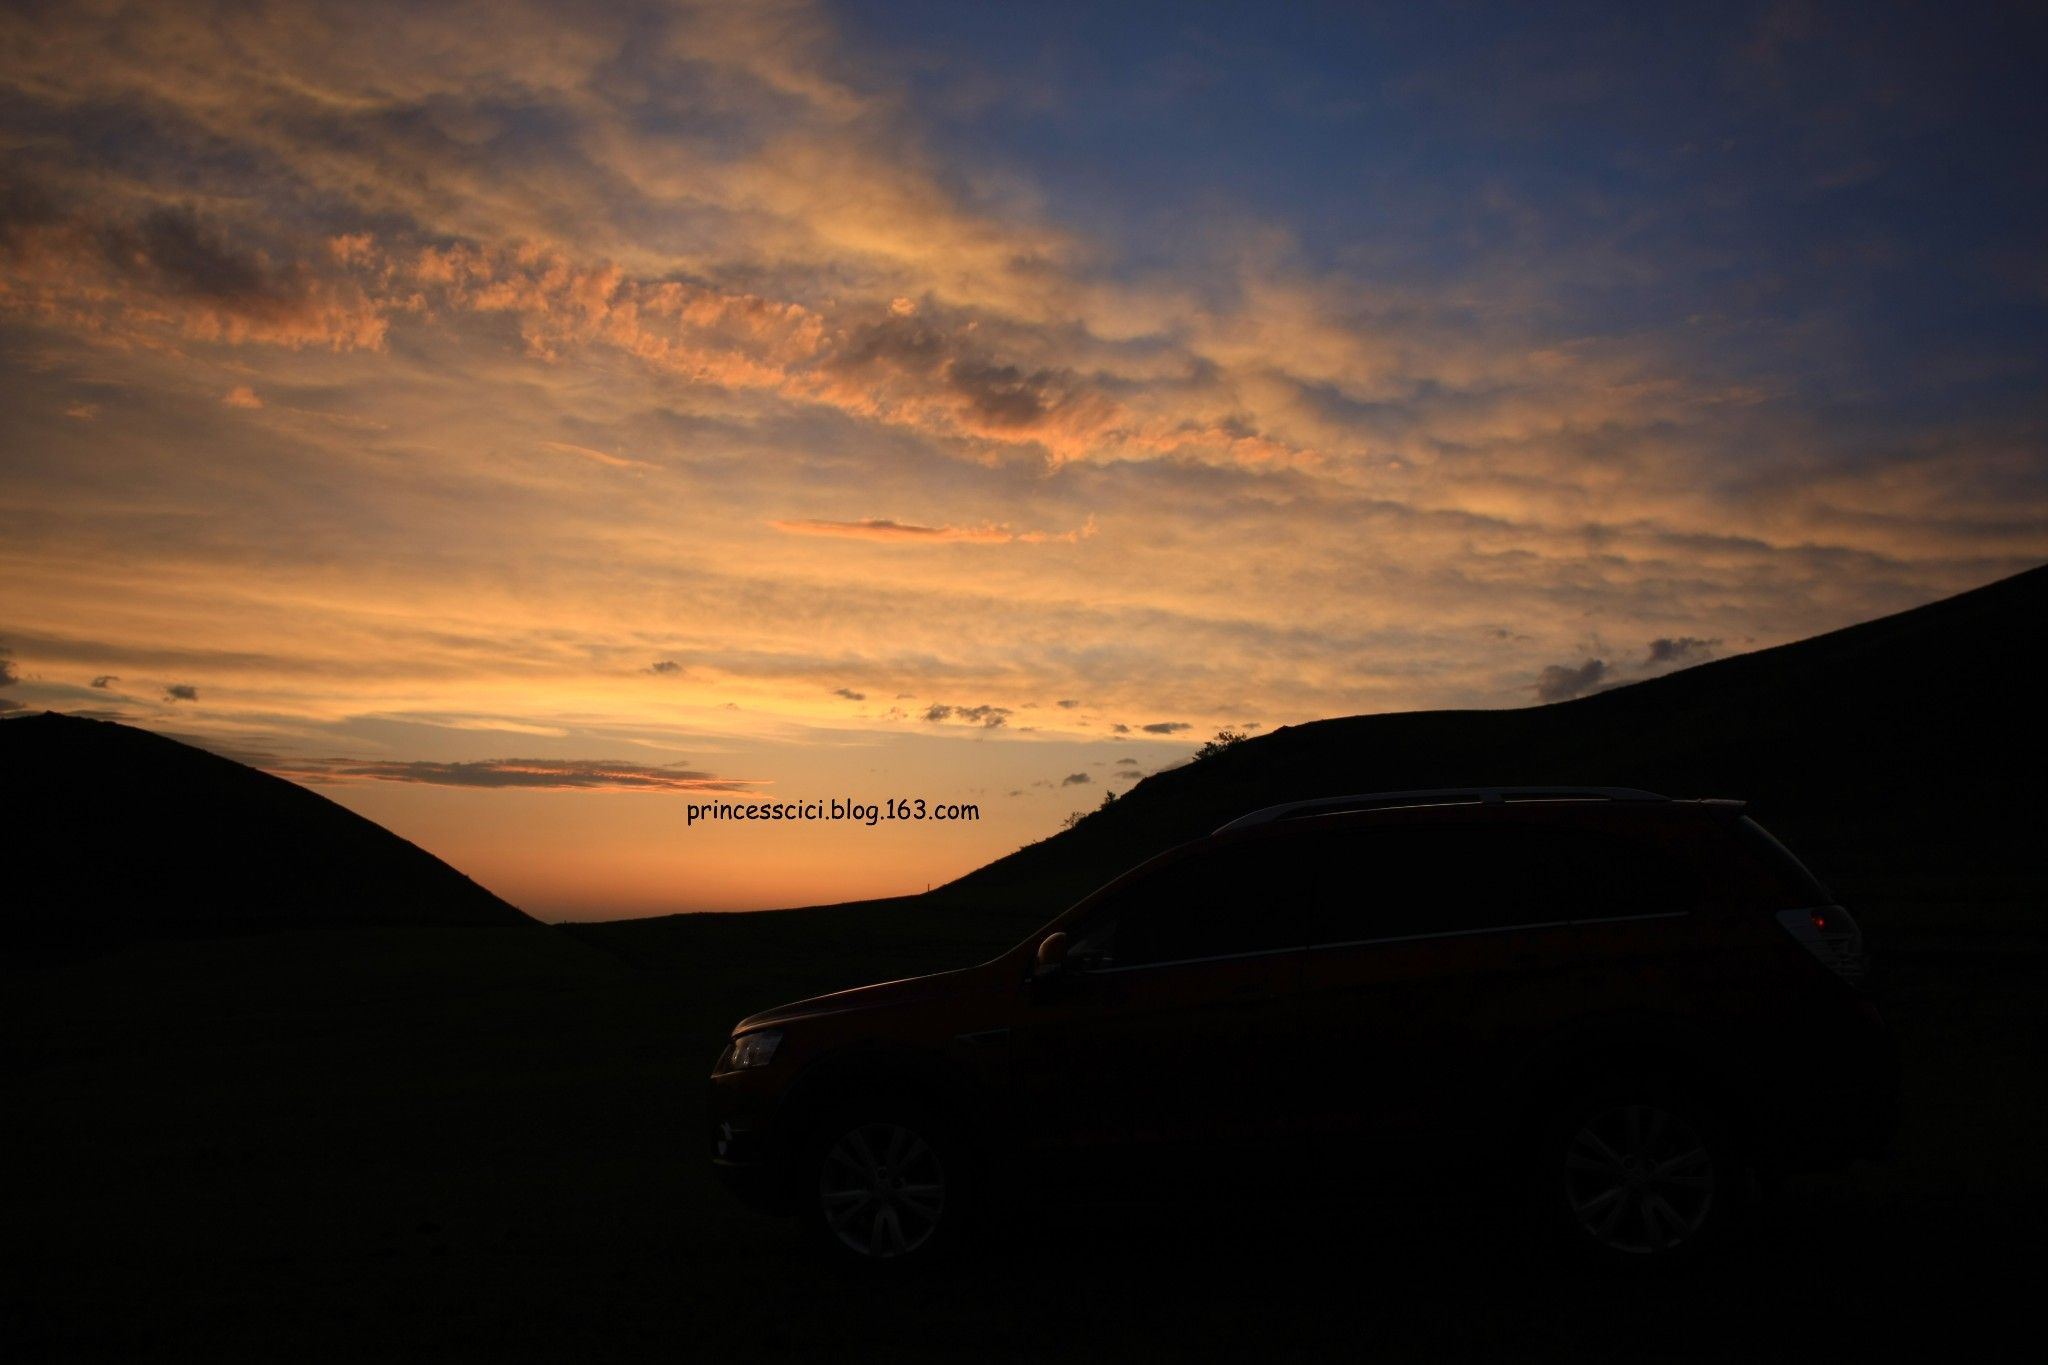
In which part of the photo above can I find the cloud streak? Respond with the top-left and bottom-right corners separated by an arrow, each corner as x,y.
771,515 -> 1096,544
296,757 -> 762,794
772,518 -> 1014,544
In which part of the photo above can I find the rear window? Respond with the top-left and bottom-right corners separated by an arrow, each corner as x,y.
1711,816 -> 1833,911
1515,825 -> 1701,922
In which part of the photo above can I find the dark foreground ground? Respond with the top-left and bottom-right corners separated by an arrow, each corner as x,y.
5,906 -> 2044,1363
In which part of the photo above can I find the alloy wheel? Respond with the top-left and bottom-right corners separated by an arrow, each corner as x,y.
1562,1102 -> 1716,1255
817,1122 -> 947,1259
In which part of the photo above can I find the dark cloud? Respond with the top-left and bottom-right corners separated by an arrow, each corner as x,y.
1141,721 -> 1191,734
831,315 -> 951,373
646,660 -> 682,675
91,674 -> 118,688
946,356 -> 1059,429
1111,723 -> 1130,733
0,174 -> 63,255
1056,698 -> 1081,709
1644,636 -> 1721,667
163,683 -> 199,702
1534,659 -> 1607,703
831,686 -> 866,701
923,702 -> 1011,728
1061,771 -> 1091,786
301,757 -> 754,794
111,206 -> 273,302
1115,757 -> 1139,767
93,205 -> 327,325
825,312 -> 1071,433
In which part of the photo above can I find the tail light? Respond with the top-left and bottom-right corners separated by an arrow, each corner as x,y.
1776,904 -> 1867,982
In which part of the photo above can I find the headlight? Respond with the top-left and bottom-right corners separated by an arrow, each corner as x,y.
726,1028 -> 783,1070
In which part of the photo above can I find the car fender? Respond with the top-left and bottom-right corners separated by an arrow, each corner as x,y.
778,1039 -> 998,1147
1501,1011 -> 1757,1148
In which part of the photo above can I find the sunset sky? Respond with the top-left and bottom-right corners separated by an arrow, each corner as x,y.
3,1 -> 2044,918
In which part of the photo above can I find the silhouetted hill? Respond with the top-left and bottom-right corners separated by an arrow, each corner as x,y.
3,712 -> 529,940
931,563 -> 2048,942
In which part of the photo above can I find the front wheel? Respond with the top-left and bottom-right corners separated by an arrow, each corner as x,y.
1535,1089 -> 1742,1263
803,1111 -> 965,1265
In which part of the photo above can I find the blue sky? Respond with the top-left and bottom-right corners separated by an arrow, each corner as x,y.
846,0 -> 2047,400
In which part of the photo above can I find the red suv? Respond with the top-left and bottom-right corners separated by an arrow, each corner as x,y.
707,788 -> 1898,1263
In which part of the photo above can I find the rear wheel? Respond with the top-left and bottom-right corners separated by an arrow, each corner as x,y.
1535,1087 -> 1741,1263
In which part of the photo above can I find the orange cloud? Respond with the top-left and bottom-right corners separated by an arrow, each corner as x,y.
0,201 -> 391,352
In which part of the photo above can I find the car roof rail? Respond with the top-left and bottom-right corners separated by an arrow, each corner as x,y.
1213,786 -> 1669,834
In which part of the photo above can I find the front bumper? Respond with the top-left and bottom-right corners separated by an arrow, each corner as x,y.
706,1076 -> 799,1213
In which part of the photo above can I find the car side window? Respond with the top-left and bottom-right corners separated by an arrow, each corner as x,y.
1290,821 -> 1696,948
1072,840 -> 1301,969
1292,826 -> 1534,946
1543,826 -> 1699,920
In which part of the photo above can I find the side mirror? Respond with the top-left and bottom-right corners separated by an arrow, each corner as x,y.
1033,931 -> 1070,979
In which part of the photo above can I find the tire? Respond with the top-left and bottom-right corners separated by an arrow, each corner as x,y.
799,1105 -> 972,1267
1530,1083 -> 1744,1266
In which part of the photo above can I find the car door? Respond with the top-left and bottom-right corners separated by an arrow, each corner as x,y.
1287,820 -> 1584,1160
1007,835 -> 1309,1180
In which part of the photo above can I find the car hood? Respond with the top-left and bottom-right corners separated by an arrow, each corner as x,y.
733,959 -> 1006,1032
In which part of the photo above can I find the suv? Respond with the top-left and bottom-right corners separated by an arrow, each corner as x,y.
707,788 -> 1898,1263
